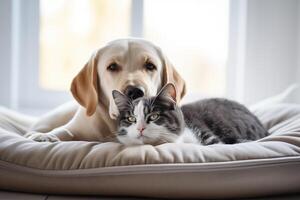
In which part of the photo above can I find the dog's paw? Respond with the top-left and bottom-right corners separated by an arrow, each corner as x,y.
24,132 -> 60,142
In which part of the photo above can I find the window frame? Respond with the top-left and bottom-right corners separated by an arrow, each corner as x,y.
17,0 -> 70,111
227,0 -> 248,102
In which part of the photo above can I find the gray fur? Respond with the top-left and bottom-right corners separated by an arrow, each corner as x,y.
182,98 -> 269,144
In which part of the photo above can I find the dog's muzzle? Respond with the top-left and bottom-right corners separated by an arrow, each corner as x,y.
124,86 -> 144,99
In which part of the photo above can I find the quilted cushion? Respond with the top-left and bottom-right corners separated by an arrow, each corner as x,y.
0,104 -> 300,198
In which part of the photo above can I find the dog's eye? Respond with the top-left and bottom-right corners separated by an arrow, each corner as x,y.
144,62 -> 156,71
107,63 -> 119,71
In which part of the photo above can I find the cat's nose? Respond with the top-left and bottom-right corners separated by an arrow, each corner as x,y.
137,127 -> 145,135
124,86 -> 144,100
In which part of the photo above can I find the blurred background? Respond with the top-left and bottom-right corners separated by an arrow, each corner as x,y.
0,0 -> 299,115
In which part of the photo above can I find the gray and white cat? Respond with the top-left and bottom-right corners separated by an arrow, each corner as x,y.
112,83 -> 269,146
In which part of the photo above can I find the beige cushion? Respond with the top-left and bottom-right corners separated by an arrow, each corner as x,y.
0,104 -> 300,198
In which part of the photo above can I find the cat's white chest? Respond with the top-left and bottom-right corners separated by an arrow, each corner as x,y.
176,128 -> 200,144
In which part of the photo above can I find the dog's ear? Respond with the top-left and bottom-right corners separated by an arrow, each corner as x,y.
71,52 -> 99,116
162,55 -> 186,103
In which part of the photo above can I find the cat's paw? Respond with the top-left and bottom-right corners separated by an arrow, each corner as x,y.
24,131 -> 60,142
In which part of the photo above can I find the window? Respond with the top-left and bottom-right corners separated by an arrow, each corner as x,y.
40,0 -> 131,91
39,0 -> 229,96
14,0 -> 230,113
4,1 -> 295,113
144,0 -> 229,96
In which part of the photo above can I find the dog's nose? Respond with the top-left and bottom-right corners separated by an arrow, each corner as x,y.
124,86 -> 144,99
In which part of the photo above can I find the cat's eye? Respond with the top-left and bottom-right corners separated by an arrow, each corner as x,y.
149,114 -> 159,121
127,116 -> 136,122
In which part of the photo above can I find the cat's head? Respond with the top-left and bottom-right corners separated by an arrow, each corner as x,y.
112,83 -> 185,146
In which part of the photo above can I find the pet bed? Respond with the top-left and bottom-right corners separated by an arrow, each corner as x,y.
0,104 -> 300,199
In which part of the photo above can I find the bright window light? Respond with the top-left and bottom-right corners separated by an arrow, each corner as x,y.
39,0 -> 131,91
39,0 -> 228,96
144,0 -> 229,96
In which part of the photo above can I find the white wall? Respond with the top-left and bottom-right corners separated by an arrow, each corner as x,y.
0,0 -> 13,107
243,0 -> 299,105
297,0 -> 300,103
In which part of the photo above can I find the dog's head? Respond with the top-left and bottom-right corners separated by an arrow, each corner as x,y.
70,38 -> 186,119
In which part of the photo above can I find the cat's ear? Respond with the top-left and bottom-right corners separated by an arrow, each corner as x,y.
156,83 -> 177,103
112,90 -> 130,111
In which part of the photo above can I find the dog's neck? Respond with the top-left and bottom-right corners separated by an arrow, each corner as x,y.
67,96 -> 117,142
97,98 -> 117,134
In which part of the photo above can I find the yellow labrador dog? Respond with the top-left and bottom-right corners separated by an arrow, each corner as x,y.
25,38 -> 186,142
